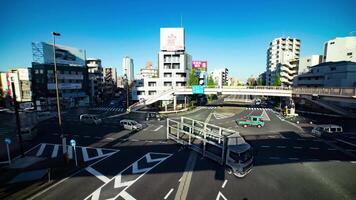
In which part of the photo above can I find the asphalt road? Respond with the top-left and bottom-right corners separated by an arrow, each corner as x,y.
4,106 -> 356,200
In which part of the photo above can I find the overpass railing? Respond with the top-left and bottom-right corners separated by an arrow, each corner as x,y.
293,87 -> 356,98
183,86 -> 292,90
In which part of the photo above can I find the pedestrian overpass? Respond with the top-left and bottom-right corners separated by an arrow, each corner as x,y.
128,86 -> 356,112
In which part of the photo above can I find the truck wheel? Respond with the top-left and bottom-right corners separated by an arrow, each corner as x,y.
257,125 -> 261,128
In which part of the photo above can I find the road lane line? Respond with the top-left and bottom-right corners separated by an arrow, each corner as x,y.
221,180 -> 228,188
86,166 -> 110,183
174,152 -> 198,200
288,158 -> 299,160
310,147 -> 319,150
351,161 -> 356,164
277,146 -> 286,148
154,125 -> 164,132
164,188 -> 174,199
293,146 -> 303,149
82,147 -> 89,161
261,145 -> 270,148
120,190 -> 136,200
36,144 -> 46,156
51,144 -> 59,158
336,138 -> 356,148
106,137 -> 114,140
67,146 -> 73,159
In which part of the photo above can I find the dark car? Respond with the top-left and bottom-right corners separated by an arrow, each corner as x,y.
145,112 -> 163,121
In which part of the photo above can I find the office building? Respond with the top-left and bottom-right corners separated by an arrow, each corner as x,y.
134,28 -> 192,102
298,55 -> 323,74
324,36 -> 356,62
87,58 -> 104,105
293,61 -> 356,87
31,42 -> 89,111
211,68 -> 228,88
266,37 -> 300,86
0,68 -> 32,103
122,56 -> 134,83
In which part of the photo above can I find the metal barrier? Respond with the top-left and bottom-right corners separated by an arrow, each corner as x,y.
167,117 -> 237,165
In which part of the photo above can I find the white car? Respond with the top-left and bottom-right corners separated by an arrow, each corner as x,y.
311,124 -> 343,136
80,114 -> 102,125
120,119 -> 143,131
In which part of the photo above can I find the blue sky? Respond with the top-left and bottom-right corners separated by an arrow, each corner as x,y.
1,0 -> 355,80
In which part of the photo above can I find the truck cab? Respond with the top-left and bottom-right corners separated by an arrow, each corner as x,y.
225,134 -> 254,177
237,116 -> 265,128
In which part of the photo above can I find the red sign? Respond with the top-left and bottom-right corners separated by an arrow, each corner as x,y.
192,61 -> 208,69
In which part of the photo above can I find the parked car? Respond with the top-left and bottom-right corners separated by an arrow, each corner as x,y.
311,124 -> 343,137
237,116 -> 265,128
120,119 -> 143,131
146,112 -> 163,121
79,114 -> 102,125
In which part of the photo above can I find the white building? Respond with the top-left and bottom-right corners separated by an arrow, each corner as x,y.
266,37 -> 301,86
122,56 -> 134,83
134,28 -> 192,104
136,61 -> 158,79
210,68 -> 228,88
0,68 -> 32,102
324,36 -> 356,62
298,55 -> 323,74
87,58 -> 103,105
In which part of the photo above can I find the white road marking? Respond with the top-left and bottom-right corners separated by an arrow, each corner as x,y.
293,146 -> 303,149
154,125 -> 164,132
261,145 -> 270,148
310,147 -> 320,150
269,157 -> 280,159
51,144 -> 59,158
164,188 -> 174,199
105,137 -> 114,140
97,149 -> 103,156
85,166 -> 110,183
36,144 -> 46,156
351,161 -> 356,164
174,152 -> 198,200
67,146 -> 73,159
221,180 -> 228,188
336,138 -> 356,148
288,158 -> 299,160
277,146 -> 286,148
216,191 -> 227,200
120,190 -> 136,200
178,177 -> 182,182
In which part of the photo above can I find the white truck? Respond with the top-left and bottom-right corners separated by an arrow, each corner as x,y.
167,116 -> 253,177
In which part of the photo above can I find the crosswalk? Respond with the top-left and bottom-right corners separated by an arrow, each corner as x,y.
90,107 -> 126,112
27,143 -> 119,162
246,107 -> 273,111
213,112 -> 235,120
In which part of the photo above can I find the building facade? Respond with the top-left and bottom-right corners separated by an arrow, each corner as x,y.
31,42 -> 89,111
0,68 -> 32,103
293,61 -> 356,87
103,67 -> 118,100
266,37 -> 301,86
87,58 -> 103,105
324,36 -> 356,62
298,55 -> 323,74
211,68 -> 228,88
122,56 -> 134,83
134,28 -> 192,102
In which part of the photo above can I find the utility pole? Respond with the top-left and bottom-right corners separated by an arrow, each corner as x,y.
52,32 -> 67,156
11,81 -> 25,157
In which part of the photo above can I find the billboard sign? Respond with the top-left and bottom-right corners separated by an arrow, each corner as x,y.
32,42 -> 85,66
160,28 -> 185,51
192,85 -> 204,94
192,61 -> 208,70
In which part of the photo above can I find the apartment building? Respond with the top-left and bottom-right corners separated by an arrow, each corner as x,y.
324,36 -> 356,62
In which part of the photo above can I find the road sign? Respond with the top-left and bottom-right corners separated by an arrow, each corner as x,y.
4,138 -> 11,145
70,139 -> 76,147
192,85 -> 204,94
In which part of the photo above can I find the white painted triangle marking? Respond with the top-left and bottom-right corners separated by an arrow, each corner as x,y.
114,174 -> 135,188
51,144 -> 59,158
132,162 -> 153,174
119,190 -> 136,200
67,145 -> 73,159
146,153 -> 167,163
216,191 -> 228,200
36,143 -> 46,156
86,166 -> 110,183
90,188 -> 101,200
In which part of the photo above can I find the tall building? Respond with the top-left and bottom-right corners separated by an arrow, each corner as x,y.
103,67 -> 118,99
0,68 -> 32,103
87,58 -> 103,105
324,36 -> 356,62
298,55 -> 323,74
31,42 -> 89,110
210,68 -> 228,88
134,27 -> 192,102
122,56 -> 134,83
266,37 -> 301,86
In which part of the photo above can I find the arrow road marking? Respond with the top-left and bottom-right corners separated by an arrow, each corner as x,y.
84,152 -> 173,200
85,166 -> 110,183
216,191 -> 228,200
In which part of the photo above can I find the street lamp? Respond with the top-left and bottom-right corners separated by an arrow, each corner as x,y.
51,32 -> 67,156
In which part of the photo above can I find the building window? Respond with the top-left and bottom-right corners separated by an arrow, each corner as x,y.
330,41 -> 335,45
148,91 -> 156,95
164,73 -> 172,78
148,82 -> 156,87
347,52 -> 352,56
330,67 -> 336,71
164,82 -> 172,87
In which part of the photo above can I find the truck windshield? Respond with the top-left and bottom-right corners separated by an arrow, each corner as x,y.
230,149 -> 253,163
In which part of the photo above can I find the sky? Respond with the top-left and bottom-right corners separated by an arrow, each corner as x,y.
1,0 -> 355,81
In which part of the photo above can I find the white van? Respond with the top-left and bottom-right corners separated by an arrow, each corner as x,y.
311,124 -> 343,136
80,114 -> 102,125
120,119 -> 143,131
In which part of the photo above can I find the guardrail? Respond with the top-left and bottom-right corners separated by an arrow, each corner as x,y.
293,87 -> 356,98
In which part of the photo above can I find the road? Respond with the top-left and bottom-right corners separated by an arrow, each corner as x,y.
2,106 -> 356,200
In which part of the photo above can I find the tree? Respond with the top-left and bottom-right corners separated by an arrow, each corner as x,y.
273,74 -> 281,86
207,75 -> 215,88
188,70 -> 199,86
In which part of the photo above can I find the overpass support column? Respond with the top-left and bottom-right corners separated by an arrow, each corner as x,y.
173,95 -> 177,111
184,96 -> 187,109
